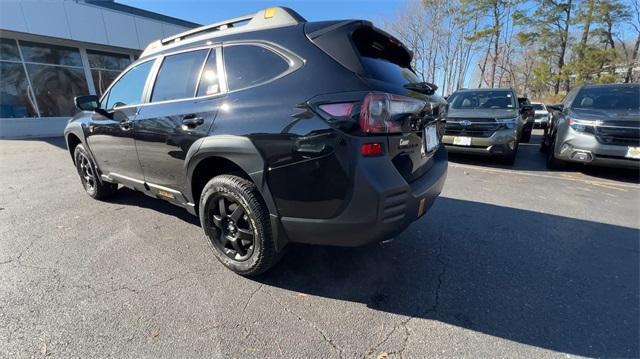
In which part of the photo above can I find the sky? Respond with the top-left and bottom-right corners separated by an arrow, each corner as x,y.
119,0 -> 405,26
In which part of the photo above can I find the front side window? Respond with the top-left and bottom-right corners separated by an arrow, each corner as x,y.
151,49 -> 208,102
448,90 -> 516,110
223,45 -> 289,91
105,60 -> 154,110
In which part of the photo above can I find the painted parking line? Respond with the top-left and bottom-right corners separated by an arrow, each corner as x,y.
448,163 -> 639,191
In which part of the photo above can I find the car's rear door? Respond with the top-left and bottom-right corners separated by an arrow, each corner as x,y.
133,47 -> 225,202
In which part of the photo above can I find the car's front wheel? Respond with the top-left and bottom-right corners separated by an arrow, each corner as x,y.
199,174 -> 280,276
545,138 -> 566,170
74,144 -> 117,200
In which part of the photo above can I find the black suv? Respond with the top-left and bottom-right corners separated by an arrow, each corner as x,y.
65,7 -> 448,275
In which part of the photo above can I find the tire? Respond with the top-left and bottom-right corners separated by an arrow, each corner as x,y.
199,174 -> 280,276
545,138 -> 566,170
501,143 -> 518,166
521,128 -> 532,143
74,144 -> 117,200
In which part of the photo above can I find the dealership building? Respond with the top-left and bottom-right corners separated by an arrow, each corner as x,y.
0,0 -> 198,138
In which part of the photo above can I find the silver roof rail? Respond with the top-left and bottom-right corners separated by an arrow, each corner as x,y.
141,7 -> 306,58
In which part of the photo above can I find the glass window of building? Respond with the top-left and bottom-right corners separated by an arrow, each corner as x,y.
19,40 -> 88,117
87,49 -> 131,97
0,39 -> 38,118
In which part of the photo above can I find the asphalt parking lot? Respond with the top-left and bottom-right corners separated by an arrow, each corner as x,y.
1,130 -> 638,358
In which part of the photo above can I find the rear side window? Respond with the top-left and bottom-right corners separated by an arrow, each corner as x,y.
105,60 -> 153,109
196,50 -> 221,97
223,45 -> 289,91
151,49 -> 208,102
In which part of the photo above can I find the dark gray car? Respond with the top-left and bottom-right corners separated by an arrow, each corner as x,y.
443,88 -> 531,165
543,83 -> 640,169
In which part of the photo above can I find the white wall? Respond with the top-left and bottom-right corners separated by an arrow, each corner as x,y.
0,0 -> 191,50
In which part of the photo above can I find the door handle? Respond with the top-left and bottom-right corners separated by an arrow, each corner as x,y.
182,115 -> 204,129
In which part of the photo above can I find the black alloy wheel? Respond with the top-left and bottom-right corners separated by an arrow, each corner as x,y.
77,151 -> 97,193
208,194 -> 255,261
73,144 -> 116,200
199,174 -> 281,276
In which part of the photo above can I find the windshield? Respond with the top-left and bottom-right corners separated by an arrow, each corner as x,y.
532,104 -> 545,111
448,90 -> 516,110
572,86 -> 640,111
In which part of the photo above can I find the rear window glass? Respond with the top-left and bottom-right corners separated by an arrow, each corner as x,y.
448,90 -> 516,110
151,49 -> 208,102
223,45 -> 289,91
352,27 -> 416,86
572,86 -> 640,110
360,57 -> 419,85
532,104 -> 545,110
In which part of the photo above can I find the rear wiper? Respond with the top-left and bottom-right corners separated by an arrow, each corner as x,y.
404,82 -> 438,95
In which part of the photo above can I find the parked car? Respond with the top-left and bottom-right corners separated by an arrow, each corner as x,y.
531,102 -> 550,128
64,7 -> 448,275
443,88 -> 532,165
517,96 -> 535,142
542,83 -> 640,169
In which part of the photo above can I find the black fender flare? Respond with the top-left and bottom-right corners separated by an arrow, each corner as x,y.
185,135 -> 278,216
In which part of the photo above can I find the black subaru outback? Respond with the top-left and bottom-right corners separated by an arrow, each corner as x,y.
65,7 -> 448,275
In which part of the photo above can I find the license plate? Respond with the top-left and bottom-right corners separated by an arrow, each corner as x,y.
453,136 -> 471,146
626,146 -> 640,159
424,125 -> 439,152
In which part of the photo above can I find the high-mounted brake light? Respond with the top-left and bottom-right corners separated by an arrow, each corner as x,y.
359,93 -> 426,134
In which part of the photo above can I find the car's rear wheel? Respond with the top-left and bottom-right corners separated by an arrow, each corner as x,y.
74,144 -> 117,200
199,174 -> 279,276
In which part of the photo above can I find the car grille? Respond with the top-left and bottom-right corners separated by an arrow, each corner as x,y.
595,122 -> 640,146
445,118 -> 501,138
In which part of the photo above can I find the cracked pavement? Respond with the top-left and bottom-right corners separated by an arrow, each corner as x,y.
1,133 -> 638,358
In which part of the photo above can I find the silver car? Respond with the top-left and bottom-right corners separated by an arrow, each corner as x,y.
531,102 -> 550,128
543,83 -> 640,169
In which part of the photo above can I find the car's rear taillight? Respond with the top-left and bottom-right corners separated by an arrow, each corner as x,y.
359,93 -> 426,134
318,103 -> 356,117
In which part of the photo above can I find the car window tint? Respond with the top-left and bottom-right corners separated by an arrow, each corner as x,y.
196,50 -> 221,97
223,45 -> 289,91
105,60 -> 153,109
151,49 -> 208,102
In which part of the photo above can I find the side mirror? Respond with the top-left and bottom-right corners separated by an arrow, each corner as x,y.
520,105 -> 533,113
75,95 -> 100,111
548,103 -> 564,112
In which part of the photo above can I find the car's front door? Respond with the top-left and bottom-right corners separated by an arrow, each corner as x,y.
133,47 -> 225,201
86,59 -> 155,186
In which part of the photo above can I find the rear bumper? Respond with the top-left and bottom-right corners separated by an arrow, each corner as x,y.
280,145 -> 448,246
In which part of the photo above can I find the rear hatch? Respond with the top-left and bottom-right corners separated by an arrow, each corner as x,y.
305,21 -> 445,182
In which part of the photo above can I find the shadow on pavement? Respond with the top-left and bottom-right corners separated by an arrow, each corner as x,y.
256,197 -> 639,358
4,136 -> 68,150
109,187 -> 200,226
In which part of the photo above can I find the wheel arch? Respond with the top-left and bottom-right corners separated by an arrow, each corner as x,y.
186,135 -> 277,217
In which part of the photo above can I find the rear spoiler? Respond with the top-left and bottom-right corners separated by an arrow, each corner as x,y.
304,20 -> 413,75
